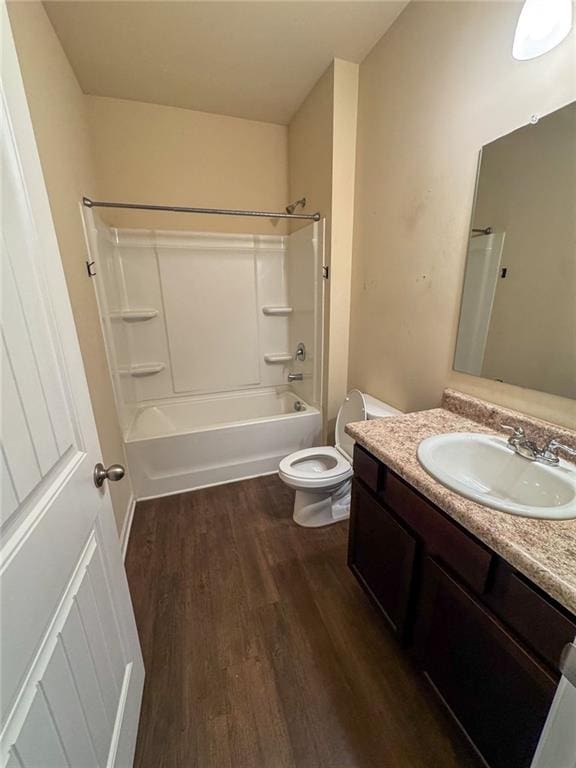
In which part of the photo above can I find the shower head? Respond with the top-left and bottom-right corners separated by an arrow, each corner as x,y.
285,197 -> 307,215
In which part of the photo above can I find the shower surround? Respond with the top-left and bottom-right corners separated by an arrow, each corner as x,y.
83,213 -> 324,497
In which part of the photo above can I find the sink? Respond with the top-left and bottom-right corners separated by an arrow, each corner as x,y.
417,433 -> 576,520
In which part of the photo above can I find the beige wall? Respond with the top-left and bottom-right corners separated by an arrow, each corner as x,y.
86,96 -> 288,235
329,59 -> 359,428
474,103 -> 576,399
288,64 -> 334,431
288,64 -> 335,242
288,59 -> 358,433
8,1 -> 135,532
349,1 -> 576,429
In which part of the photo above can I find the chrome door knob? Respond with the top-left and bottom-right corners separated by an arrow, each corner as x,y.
93,462 -> 125,488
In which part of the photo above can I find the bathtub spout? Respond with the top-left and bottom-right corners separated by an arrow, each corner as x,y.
288,372 -> 303,382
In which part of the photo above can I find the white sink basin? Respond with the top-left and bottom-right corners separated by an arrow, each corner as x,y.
417,433 -> 576,520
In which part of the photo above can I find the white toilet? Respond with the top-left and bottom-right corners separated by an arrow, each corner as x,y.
279,390 -> 402,528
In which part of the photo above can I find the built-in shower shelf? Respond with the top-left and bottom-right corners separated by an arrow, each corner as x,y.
264,353 -> 293,364
128,363 -> 166,377
262,306 -> 293,316
112,309 -> 159,322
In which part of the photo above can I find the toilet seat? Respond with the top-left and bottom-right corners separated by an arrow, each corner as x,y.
278,446 -> 353,490
279,389 -> 401,528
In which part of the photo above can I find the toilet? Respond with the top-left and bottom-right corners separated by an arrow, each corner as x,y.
279,390 -> 402,528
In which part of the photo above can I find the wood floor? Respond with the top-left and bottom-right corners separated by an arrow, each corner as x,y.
125,474 -> 481,768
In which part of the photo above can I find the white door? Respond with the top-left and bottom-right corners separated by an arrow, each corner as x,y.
0,5 -> 144,767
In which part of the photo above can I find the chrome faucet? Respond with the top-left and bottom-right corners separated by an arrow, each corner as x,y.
501,425 -> 539,461
502,424 -> 576,465
537,438 -> 576,466
288,372 -> 303,382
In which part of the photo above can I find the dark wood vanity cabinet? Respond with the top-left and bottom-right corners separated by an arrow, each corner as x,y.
415,557 -> 556,768
348,444 -> 576,768
348,481 -> 416,638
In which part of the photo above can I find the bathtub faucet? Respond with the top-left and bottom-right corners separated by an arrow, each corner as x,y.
288,372 -> 303,382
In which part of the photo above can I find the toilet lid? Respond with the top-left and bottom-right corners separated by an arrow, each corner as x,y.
335,389 -> 366,461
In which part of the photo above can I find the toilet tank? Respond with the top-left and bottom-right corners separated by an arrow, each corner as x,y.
363,394 -> 403,420
336,390 -> 402,461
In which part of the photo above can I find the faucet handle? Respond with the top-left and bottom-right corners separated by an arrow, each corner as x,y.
543,439 -> 576,458
531,438 -> 576,466
501,424 -> 525,438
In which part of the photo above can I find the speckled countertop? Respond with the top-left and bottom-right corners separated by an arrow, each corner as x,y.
346,390 -> 576,615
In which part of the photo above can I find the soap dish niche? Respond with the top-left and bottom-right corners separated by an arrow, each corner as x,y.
262,306 -> 293,317
264,353 -> 293,364
127,363 -> 166,377
111,309 -> 159,322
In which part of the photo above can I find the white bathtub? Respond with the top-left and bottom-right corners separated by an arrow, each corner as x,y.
125,389 -> 321,499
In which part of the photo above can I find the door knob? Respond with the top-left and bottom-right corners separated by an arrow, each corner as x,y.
93,462 -> 125,488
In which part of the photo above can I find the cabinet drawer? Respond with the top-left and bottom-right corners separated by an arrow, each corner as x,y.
348,480 -> 417,638
415,557 -> 556,768
485,561 -> 576,673
353,444 -> 382,493
385,473 -> 492,594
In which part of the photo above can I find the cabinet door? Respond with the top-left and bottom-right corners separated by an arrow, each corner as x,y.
415,558 -> 556,768
348,480 -> 417,638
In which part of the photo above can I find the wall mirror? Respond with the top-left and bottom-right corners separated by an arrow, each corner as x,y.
453,101 -> 576,400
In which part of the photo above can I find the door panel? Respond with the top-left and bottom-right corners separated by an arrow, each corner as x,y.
415,557 -> 556,768
5,527 -> 134,766
1,336 -> 43,499
348,480 -> 417,637
41,641 -> 100,767
1,5 -> 143,765
1,450 -> 18,523
1,95 -> 75,485
12,692 -> 70,767
1,459 -> 99,725
61,603 -> 113,766
1,242 -> 61,473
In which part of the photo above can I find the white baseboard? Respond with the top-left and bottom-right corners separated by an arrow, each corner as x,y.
120,494 -> 136,561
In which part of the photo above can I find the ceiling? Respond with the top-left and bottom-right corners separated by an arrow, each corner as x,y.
44,1 -> 408,125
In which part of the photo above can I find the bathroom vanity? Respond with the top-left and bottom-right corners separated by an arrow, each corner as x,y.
346,395 -> 576,768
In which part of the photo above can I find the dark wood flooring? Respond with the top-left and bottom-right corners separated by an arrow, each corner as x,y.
125,474 -> 482,768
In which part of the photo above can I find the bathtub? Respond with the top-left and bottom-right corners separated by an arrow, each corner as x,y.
125,388 -> 321,499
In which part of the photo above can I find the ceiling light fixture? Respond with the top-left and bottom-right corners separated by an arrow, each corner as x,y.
512,0 -> 573,60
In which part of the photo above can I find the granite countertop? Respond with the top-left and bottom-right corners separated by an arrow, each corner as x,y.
346,393 -> 576,615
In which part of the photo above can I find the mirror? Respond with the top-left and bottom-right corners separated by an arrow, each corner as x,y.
454,101 -> 576,400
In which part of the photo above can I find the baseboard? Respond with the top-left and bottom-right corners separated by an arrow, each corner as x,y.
120,494 -> 136,561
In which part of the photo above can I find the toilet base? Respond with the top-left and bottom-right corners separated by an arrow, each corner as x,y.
292,480 -> 351,528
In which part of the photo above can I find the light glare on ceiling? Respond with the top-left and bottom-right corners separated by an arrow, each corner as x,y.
512,0 -> 573,60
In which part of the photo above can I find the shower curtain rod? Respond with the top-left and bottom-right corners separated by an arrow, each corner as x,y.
82,197 -> 321,222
